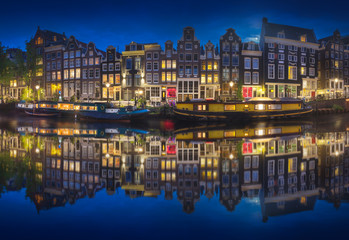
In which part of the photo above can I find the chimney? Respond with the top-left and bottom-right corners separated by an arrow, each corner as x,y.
262,17 -> 268,24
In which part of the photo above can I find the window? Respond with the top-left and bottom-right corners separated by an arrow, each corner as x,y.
268,64 -> 275,79
245,58 -> 251,69
252,58 -> 259,69
89,69 -> 94,78
109,63 -> 114,71
193,66 -> 198,75
223,54 -> 229,66
301,67 -> 306,75
268,160 -> 275,176
89,58 -> 94,65
95,69 -> 100,78
300,35 -> 307,42
201,74 -> 206,84
185,54 -> 192,61
76,69 -> 81,79
135,58 -> 141,70
277,32 -> 285,38
146,62 -> 152,71
288,66 -> 297,80
252,72 -> 259,84
279,44 -> 285,49
278,65 -> 284,79
146,53 -> 152,60
153,73 -> 159,83
255,104 -> 265,110
102,64 -> 107,71
126,58 -> 132,70
268,43 -> 275,48
223,69 -> 229,81
185,43 -> 192,50
309,68 -> 315,76
153,62 -> 159,71
64,70 -> 68,79
185,66 -> 192,75
278,54 -> 285,60
232,55 -> 239,66
223,42 -> 230,51
268,53 -> 275,60
172,60 -> 176,69
244,72 -> 251,84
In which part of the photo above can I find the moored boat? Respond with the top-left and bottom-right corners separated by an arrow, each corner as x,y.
17,101 -> 150,120
174,97 -> 312,121
17,101 -> 59,117
78,105 -> 150,120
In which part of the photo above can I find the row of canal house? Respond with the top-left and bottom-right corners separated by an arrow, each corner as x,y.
5,18 -> 349,103
4,126 -> 349,216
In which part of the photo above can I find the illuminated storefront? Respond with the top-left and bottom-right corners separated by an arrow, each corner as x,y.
266,83 -> 299,98
242,86 -> 264,99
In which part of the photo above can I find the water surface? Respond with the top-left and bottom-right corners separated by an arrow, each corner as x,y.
0,113 -> 348,239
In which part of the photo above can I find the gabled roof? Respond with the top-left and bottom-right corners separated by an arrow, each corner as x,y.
35,27 -> 67,46
242,41 -> 260,51
262,18 -> 317,43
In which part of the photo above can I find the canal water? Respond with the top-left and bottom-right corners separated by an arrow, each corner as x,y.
0,113 -> 348,239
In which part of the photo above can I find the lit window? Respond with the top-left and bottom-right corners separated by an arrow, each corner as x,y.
255,104 -> 265,110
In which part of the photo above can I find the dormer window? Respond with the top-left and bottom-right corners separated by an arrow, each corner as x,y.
130,45 -> 136,51
301,35 -> 307,42
36,37 -> 43,45
186,34 -> 191,40
277,32 -> 285,38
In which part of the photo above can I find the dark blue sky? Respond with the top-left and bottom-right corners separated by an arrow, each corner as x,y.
1,0 -> 349,51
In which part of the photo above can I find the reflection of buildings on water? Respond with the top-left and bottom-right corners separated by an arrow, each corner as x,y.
318,132 -> 349,208
260,132 -> 318,222
1,124 -> 349,219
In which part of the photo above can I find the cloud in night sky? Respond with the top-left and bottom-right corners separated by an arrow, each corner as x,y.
1,0 -> 349,51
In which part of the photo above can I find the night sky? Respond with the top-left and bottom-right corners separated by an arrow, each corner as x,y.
1,0 -> 349,51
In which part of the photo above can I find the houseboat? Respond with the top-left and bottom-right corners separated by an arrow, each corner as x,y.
17,101 -> 59,117
17,101 -> 150,120
174,97 -> 312,121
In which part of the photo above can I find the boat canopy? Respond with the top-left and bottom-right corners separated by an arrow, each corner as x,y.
248,97 -> 275,102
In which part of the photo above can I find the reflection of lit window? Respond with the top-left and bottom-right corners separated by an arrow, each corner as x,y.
255,129 -> 265,136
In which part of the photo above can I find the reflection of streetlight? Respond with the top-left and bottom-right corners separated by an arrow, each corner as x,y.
106,153 -> 110,158
35,85 -> 40,102
35,148 -> 40,154
335,78 -> 338,99
229,154 -> 234,159
106,83 -> 110,103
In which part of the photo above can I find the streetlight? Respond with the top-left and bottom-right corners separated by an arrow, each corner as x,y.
35,85 -> 40,102
335,78 -> 338,99
106,83 -> 110,103
229,81 -> 234,100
